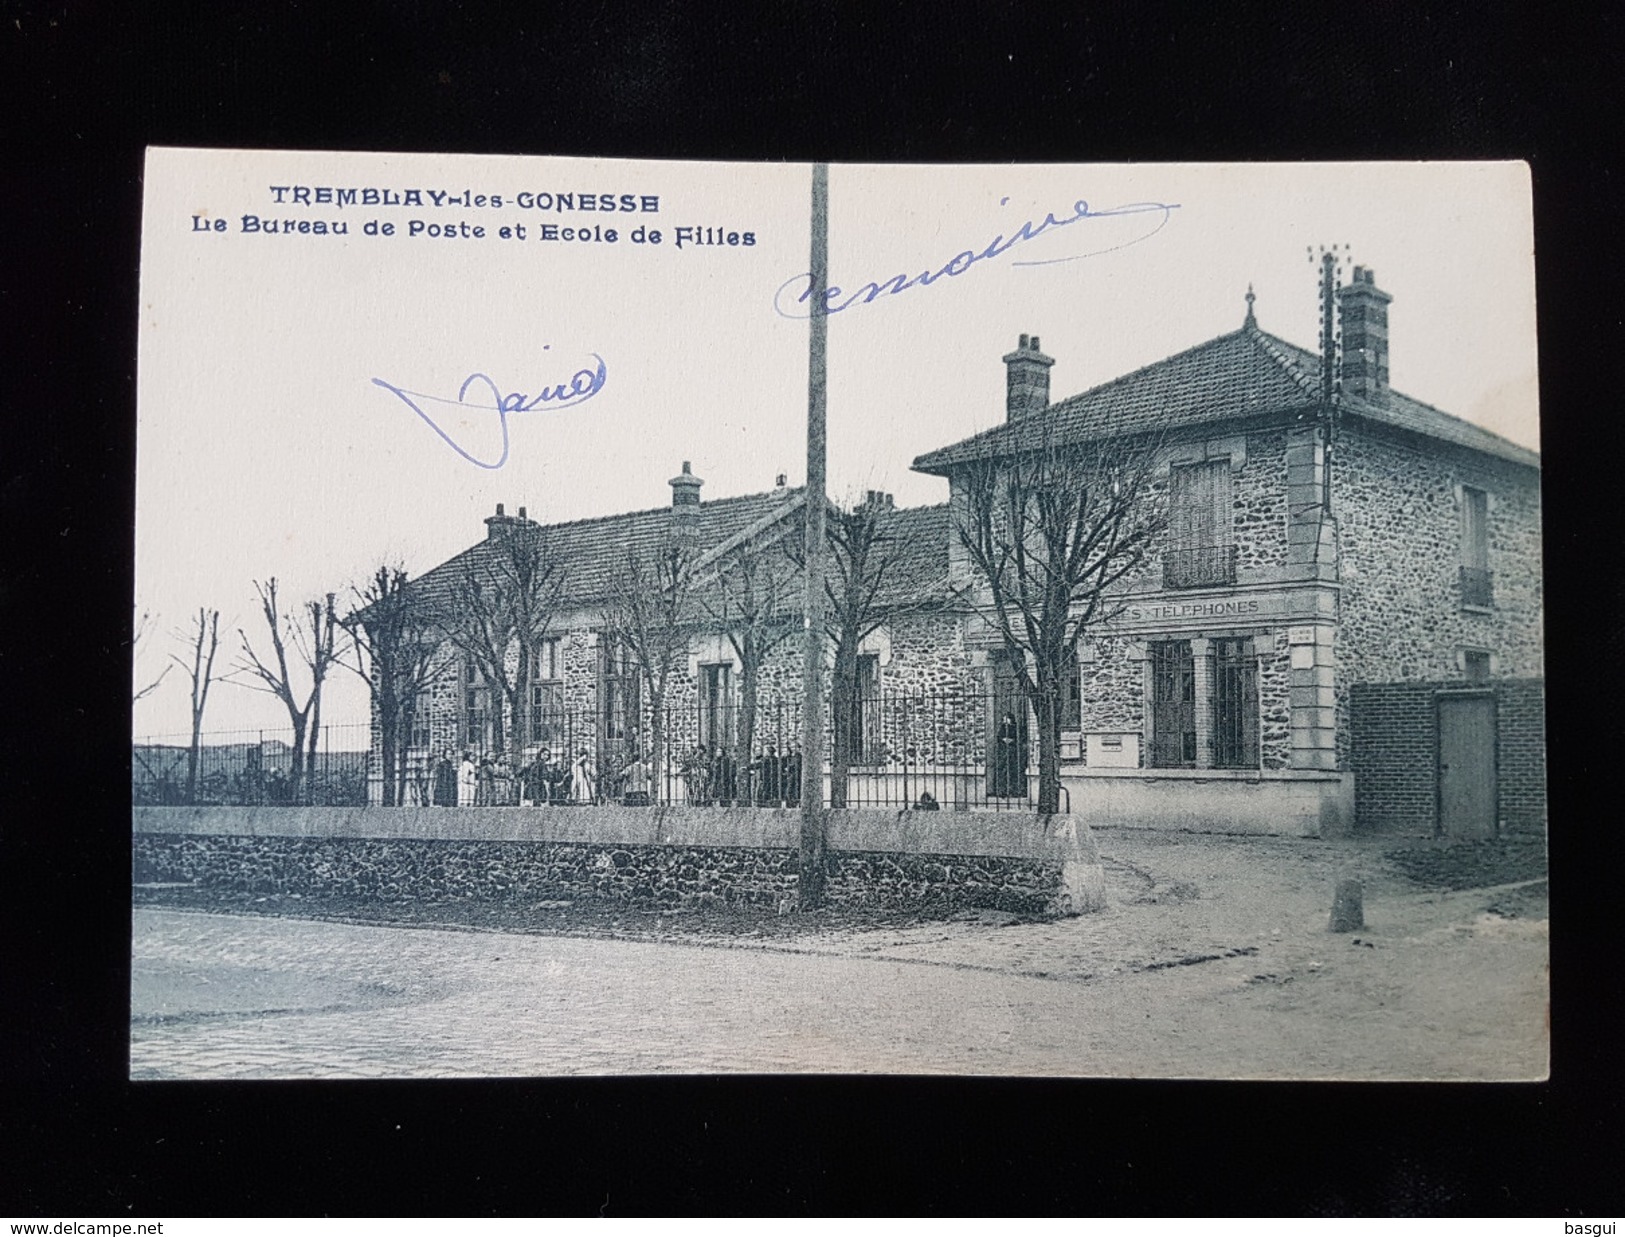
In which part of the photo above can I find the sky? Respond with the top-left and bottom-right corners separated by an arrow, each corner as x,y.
133,152 -> 1538,737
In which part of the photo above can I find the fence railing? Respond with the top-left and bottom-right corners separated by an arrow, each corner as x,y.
132,723 -> 374,807
1163,544 -> 1238,589
134,691 -> 1046,812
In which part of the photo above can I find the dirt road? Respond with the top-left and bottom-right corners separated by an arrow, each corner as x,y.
130,830 -> 1548,1080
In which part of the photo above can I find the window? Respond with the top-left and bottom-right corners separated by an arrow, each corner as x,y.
699,662 -> 734,751
1150,640 -> 1196,768
1211,638 -> 1260,769
529,637 -> 564,749
600,636 -> 640,744
841,653 -> 883,765
1463,649 -> 1492,683
408,711 -> 430,751
1165,459 -> 1236,588
460,658 -> 492,751
1459,486 -> 1493,606
1060,652 -> 1082,730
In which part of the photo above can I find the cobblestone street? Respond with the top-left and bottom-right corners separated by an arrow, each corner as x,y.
131,831 -> 1548,1080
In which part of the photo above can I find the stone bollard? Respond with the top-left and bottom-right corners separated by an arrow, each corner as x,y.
1329,878 -> 1364,932
1050,816 -> 1108,915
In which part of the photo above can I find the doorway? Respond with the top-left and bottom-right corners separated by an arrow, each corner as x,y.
1437,691 -> 1497,837
989,651 -> 1029,798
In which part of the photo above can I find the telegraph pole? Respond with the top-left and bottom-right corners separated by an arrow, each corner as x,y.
799,162 -> 829,909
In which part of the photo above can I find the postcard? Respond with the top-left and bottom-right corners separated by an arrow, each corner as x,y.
132,148 -> 1544,1080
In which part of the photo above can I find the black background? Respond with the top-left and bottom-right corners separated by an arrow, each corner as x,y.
2,1 -> 1619,1218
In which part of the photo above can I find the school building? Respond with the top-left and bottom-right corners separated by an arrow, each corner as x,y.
377,267 -> 1544,837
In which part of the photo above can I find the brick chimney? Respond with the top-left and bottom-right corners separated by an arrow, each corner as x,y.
1003,333 -> 1054,422
1337,266 -> 1392,399
861,490 -> 895,513
669,461 -> 703,546
484,502 -> 537,539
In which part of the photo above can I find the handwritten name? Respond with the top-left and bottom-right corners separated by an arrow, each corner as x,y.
371,354 -> 607,469
773,196 -> 1179,319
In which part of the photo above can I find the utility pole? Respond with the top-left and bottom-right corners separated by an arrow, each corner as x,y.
799,162 -> 829,909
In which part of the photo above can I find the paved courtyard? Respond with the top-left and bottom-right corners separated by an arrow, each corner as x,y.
130,830 -> 1548,1080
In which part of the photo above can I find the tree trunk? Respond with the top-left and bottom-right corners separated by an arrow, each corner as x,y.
307,687 -> 323,806
648,688 -> 666,806
395,699 -> 416,806
489,693 -> 506,758
185,725 -> 202,806
828,636 -> 858,809
288,717 -> 308,803
510,647 -> 531,767
736,645 -> 758,806
378,709 -> 399,806
1033,670 -> 1063,816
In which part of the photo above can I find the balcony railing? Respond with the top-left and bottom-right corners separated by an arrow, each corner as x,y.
1460,564 -> 1494,607
1163,544 -> 1238,589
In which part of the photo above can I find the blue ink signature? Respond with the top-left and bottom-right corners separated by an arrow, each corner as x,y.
773,197 -> 1180,319
371,354 -> 607,469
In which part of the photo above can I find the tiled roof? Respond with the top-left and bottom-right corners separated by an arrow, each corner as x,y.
869,503 -> 951,608
913,324 -> 1539,472
405,489 -> 952,618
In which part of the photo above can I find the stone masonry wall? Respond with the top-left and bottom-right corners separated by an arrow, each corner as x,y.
1335,423 -> 1544,768
404,603 -> 981,773
1078,634 -> 1143,766
1116,425 -> 1292,596
133,834 -> 1061,916
1258,631 -> 1293,770
1233,428 -> 1290,575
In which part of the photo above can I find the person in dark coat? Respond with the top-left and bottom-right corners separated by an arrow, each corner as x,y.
995,711 -> 1025,797
784,744 -> 803,807
433,751 -> 456,807
681,743 -> 711,806
756,745 -> 782,805
713,746 -> 737,806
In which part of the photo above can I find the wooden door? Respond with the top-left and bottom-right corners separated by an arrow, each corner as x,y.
1438,692 -> 1497,837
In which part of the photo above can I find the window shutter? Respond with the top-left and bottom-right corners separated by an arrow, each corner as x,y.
1172,459 -> 1232,550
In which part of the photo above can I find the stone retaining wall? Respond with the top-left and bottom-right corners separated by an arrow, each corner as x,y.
132,805 -> 1103,916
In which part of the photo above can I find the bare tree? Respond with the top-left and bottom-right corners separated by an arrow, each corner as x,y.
955,421 -> 1166,814
132,609 -> 171,704
599,537 -> 696,804
170,608 -> 220,804
439,524 -> 567,764
699,533 -> 801,804
786,495 -> 924,808
235,580 -> 339,803
340,565 -> 452,805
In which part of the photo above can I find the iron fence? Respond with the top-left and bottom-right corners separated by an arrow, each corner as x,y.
134,690 -> 1048,811
1163,544 -> 1237,589
132,724 -> 373,806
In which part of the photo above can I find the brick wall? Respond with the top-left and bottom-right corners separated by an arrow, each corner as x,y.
1350,678 -> 1546,836
1496,678 -> 1548,834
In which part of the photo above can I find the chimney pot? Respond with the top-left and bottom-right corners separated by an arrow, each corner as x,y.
518,507 -> 526,519
1003,332 -> 1055,422
1336,267 -> 1393,399
496,503 -> 505,517
776,473 -> 787,488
